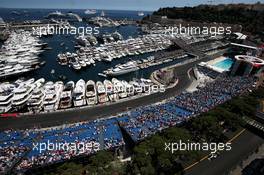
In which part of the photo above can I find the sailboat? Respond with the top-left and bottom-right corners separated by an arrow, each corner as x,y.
101,11 -> 105,17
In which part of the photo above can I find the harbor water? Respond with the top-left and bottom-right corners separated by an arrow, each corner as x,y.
0,9 -> 190,83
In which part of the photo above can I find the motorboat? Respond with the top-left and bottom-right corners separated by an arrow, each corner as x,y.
112,78 -> 127,99
103,79 -> 118,102
112,31 -> 123,41
72,61 -> 81,70
59,81 -> 75,109
96,81 -> 109,104
86,80 -> 98,105
73,79 -> 86,107
122,80 -> 134,96
58,53 -> 68,65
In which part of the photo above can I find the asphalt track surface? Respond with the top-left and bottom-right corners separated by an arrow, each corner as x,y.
0,56 -> 211,130
185,130 -> 264,175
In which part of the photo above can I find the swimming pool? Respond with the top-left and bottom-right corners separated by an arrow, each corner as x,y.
213,58 -> 234,71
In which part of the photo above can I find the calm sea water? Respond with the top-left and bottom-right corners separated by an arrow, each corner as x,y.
0,8 -> 151,21
0,9 -> 189,83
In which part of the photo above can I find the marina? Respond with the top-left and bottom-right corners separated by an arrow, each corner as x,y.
0,30 -> 46,79
0,77 -> 162,114
0,1 -> 263,175
0,10 -> 151,83
57,33 -> 173,69
0,9 -> 223,115
102,50 -> 189,76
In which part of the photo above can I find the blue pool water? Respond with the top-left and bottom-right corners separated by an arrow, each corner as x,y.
213,58 -> 234,71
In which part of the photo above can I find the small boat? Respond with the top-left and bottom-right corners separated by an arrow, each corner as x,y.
98,73 -> 107,77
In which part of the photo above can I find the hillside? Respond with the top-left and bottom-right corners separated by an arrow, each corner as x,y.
145,3 -> 264,34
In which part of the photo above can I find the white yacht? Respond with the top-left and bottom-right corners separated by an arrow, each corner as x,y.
43,81 -> 63,112
87,35 -> 98,45
58,53 -> 68,65
103,79 -> 118,102
12,80 -> 35,111
72,59 -> 82,70
0,83 -> 14,113
138,12 -> 144,16
59,81 -> 75,109
129,80 -> 142,94
112,31 -> 123,41
73,79 -> 86,107
47,11 -> 64,17
27,78 -> 45,112
104,61 -> 139,76
86,80 -> 98,105
84,9 -> 97,15
79,57 -> 87,67
43,81 -> 55,112
122,80 -> 134,96
96,81 -> 109,104
112,78 -> 127,99
140,78 -> 153,92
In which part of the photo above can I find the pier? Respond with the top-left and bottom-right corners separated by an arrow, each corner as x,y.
0,20 -> 64,31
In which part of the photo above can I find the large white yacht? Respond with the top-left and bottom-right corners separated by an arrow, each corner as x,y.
12,79 -> 35,111
0,83 -> 15,113
73,79 -> 86,107
84,9 -> 97,15
86,80 -> 98,106
59,81 -> 75,109
27,78 -> 45,112
112,78 -> 127,99
96,81 -> 109,104
104,61 -> 139,76
103,79 -> 118,102
122,80 -> 134,96
43,81 -> 63,112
